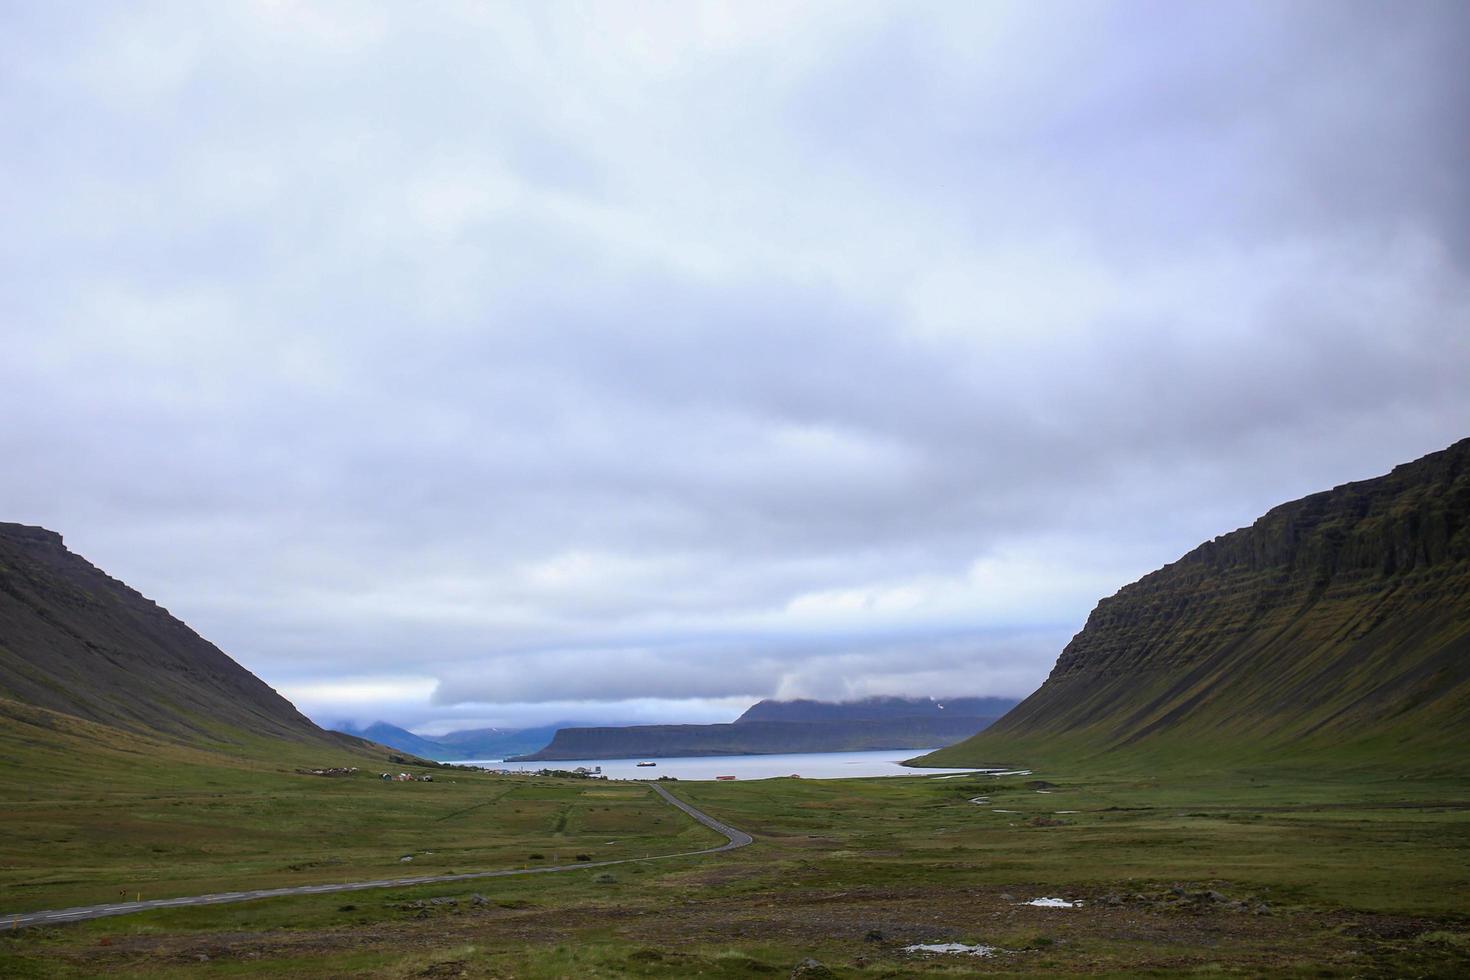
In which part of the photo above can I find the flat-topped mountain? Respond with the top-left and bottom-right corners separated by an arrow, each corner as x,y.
512,696 -> 1017,762
0,523 -> 354,751
738,696 -> 1019,724
919,438 -> 1470,768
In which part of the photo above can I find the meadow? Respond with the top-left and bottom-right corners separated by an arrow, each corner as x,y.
3,735 -> 1467,978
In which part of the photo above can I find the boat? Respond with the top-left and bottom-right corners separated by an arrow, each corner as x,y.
636,761 -> 657,767
715,775 -> 736,780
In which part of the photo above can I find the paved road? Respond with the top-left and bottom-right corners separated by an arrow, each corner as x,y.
3,782 -> 751,931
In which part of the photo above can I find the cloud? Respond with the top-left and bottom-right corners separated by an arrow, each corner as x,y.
2,1 -> 1467,729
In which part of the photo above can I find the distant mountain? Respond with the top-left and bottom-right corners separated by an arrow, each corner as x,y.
919,438 -> 1470,769
435,723 -> 572,760
0,523 -> 360,752
511,696 -> 1016,761
330,721 -> 578,761
333,721 -> 448,759
738,696 -> 1019,724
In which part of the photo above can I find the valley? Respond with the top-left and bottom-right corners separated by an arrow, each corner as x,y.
3,442 -> 1468,976
3,760 -> 1466,977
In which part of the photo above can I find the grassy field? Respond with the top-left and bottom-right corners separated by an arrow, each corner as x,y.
0,700 -> 719,913
3,738 -> 1468,978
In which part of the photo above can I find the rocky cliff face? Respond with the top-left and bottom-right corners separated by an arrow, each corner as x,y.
0,523 -> 343,747
933,438 -> 1470,760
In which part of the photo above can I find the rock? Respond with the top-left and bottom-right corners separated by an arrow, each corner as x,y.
1103,893 -> 1122,906
864,929 -> 885,942
790,958 -> 835,979
470,894 -> 488,906
1203,890 -> 1227,903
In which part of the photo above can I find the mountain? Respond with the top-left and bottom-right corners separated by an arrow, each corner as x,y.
511,698 -> 1015,761
329,721 -> 579,761
332,721 -> 448,759
0,522 -> 358,752
918,438 -> 1470,769
435,723 -> 570,760
738,696 -> 1018,724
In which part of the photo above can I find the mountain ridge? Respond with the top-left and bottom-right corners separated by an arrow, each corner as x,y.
0,522 -> 365,755
511,713 -> 1009,761
736,695 -> 1018,724
917,437 -> 1470,769
329,720 -> 590,761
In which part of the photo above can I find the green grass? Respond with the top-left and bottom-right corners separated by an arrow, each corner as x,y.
2,707 -> 1467,976
0,701 -> 720,912
671,763 -> 1470,915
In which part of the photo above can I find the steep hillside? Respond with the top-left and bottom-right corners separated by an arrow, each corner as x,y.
738,695 -> 1018,724
0,522 -> 359,753
919,438 -> 1470,768
512,715 -> 1001,761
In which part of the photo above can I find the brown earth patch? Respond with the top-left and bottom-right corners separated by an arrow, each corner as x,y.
55,884 -> 1470,976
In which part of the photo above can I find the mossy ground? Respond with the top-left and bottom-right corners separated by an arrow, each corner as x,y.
3,743 -> 1467,977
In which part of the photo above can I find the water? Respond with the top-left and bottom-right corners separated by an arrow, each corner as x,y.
444,748 -> 980,781
904,942 -> 995,956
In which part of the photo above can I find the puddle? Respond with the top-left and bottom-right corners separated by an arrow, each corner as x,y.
968,797 -> 990,804
988,769 -> 1032,777
1023,897 -> 1081,908
992,808 -> 1017,813
903,942 -> 995,956
1054,810 -> 1078,814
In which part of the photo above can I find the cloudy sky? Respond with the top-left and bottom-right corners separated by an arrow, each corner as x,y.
4,1 -> 1468,734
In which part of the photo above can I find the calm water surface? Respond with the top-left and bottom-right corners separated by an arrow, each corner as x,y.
446,748 -> 981,781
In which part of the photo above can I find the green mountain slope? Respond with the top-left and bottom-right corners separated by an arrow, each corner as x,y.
0,522 -> 366,756
919,438 -> 1470,770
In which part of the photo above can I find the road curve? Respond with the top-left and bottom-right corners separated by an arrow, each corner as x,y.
3,782 -> 751,931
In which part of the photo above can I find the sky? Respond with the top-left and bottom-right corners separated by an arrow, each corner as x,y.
3,1 -> 1468,735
